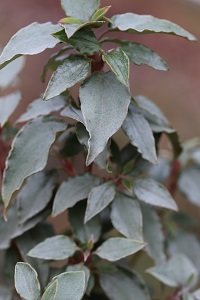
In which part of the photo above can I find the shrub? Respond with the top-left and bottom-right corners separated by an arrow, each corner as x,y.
0,1 -> 200,299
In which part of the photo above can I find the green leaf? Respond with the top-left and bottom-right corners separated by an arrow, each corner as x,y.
133,177 -> 178,211
61,21 -> 105,39
28,235 -> 78,260
17,171 -> 57,223
61,0 -> 100,22
59,130 -> 84,157
0,287 -> 12,300
67,264 -> 90,292
91,6 -> 111,21
85,182 -> 115,223
17,96 -> 67,123
122,102 -> 157,164
69,202 -> 102,243
59,17 -> 83,25
80,71 -> 131,165
120,42 -> 168,71
134,95 -> 174,133
52,174 -> 101,217
95,237 -> 145,261
0,92 -> 21,127
111,193 -> 143,241
168,231 -> 200,274
53,271 -> 85,300
0,56 -> 25,89
0,22 -> 60,69
147,254 -> 198,288
2,116 -> 67,211
141,203 -> 166,265
102,48 -> 129,86
15,262 -> 41,300
43,57 -> 90,100
61,105 -> 84,124
100,270 -> 150,300
41,280 -> 58,300
110,13 -> 196,41
178,165 -> 200,207
15,223 -> 54,290
53,28 -> 101,55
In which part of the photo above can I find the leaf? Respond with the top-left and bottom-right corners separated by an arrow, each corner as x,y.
61,21 -> 105,39
0,22 -> 60,69
141,203 -> 166,265
80,71 -> 131,165
102,48 -> 129,86
52,173 -> 101,217
28,235 -> 78,260
59,131 -> 84,157
15,262 -> 41,300
178,165 -> 200,207
0,92 -> 21,127
133,177 -> 178,211
17,96 -> 67,123
147,254 -> 198,288
61,105 -> 85,124
2,116 -> 67,211
100,270 -> 150,300
110,193 -> 143,241
95,237 -> 145,261
122,102 -> 157,164
120,42 -> 168,71
168,231 -> 200,274
91,6 -> 111,21
53,271 -> 85,300
0,56 -> 25,89
110,13 -> 196,41
67,264 -> 90,292
43,57 -> 90,100
134,95 -> 174,133
84,182 -> 115,223
53,28 -> 101,55
69,202 -> 102,243
61,0 -> 100,22
17,170 -> 57,223
15,223 -> 54,290
41,280 -> 58,300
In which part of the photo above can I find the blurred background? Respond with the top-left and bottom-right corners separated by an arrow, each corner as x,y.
0,0 -> 200,141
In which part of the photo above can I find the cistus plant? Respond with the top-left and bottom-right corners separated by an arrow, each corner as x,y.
0,1 -> 200,299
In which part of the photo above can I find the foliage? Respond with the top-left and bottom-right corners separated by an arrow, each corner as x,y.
0,0 -> 199,299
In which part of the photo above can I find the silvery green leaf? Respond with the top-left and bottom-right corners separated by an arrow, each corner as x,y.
147,254 -> 198,288
52,173 -> 101,217
111,193 -> 143,241
80,71 -> 131,165
102,48 -> 129,86
110,13 -> 196,41
95,237 -> 145,261
0,92 -> 21,127
41,280 -> 58,300
122,102 -> 157,164
61,0 -> 100,22
85,182 -> 115,223
17,96 -> 67,123
120,42 -> 168,71
28,235 -> 78,260
53,271 -> 85,300
0,56 -> 25,89
44,57 -> 90,100
15,262 -> 41,300
0,22 -> 60,69
133,177 -> 178,211
2,116 -> 67,211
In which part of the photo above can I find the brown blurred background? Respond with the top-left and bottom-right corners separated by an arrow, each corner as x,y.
0,0 -> 200,142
